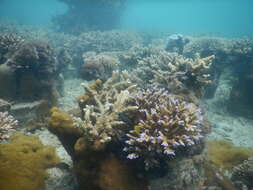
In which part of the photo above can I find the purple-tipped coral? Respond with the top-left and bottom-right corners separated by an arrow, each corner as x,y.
124,86 -> 204,169
0,112 -> 18,142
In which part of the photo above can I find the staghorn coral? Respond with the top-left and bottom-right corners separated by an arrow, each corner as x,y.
0,111 -> 18,142
75,71 -> 138,148
81,51 -> 119,80
132,48 -> 215,97
124,86 -> 204,169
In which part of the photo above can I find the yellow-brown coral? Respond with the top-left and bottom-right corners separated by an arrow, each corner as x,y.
0,133 -> 60,190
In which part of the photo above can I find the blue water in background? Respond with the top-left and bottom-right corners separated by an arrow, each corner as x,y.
0,0 -> 67,25
0,0 -> 252,37
123,0 -> 253,37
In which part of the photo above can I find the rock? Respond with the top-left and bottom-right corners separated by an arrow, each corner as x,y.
165,34 -> 190,54
46,167 -> 79,190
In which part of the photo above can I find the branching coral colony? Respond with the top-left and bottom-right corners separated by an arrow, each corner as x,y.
75,71 -> 138,148
48,51 -> 213,189
124,86 -> 204,169
132,47 -> 215,96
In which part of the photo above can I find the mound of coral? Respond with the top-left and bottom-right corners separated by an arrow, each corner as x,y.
0,133 -> 59,190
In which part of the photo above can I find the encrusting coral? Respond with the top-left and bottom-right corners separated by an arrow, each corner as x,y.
124,86 -> 204,169
0,133 -> 60,190
0,111 -> 18,141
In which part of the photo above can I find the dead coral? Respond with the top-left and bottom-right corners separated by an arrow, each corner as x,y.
0,133 -> 60,190
81,51 -> 119,80
0,111 -> 18,142
124,86 -> 204,169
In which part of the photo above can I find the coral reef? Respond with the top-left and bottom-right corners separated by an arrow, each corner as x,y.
232,157 -> 253,189
54,0 -> 126,34
0,133 -> 60,190
124,86 -> 205,169
0,111 -> 18,141
6,41 -> 56,75
81,51 -> 119,80
47,68 -> 209,188
0,34 -> 24,64
0,40 -> 60,104
207,140 -> 253,169
131,47 -> 215,97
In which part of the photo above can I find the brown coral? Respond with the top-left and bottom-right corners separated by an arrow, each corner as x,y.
0,133 -> 60,190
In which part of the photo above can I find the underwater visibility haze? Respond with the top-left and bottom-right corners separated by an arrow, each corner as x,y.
0,0 -> 253,190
